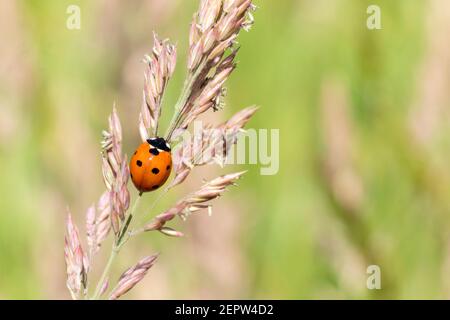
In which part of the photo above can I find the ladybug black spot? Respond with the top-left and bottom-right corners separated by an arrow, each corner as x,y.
134,151 -> 137,155
136,160 -> 142,167
152,185 -> 159,190
166,165 -> 171,170
149,148 -> 159,156
151,168 -> 160,174
130,173 -> 133,179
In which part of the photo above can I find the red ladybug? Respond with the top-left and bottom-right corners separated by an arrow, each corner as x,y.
129,137 -> 172,193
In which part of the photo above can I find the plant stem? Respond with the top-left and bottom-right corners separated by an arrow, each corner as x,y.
165,76 -> 194,141
141,187 -> 169,222
165,61 -> 207,141
91,194 -> 142,299
91,245 -> 118,299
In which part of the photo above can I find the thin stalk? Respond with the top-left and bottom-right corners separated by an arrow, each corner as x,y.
91,194 -> 142,299
141,187 -> 170,221
165,76 -> 195,141
165,61 -> 207,141
91,245 -> 118,299
126,188 -> 170,239
154,91 -> 166,137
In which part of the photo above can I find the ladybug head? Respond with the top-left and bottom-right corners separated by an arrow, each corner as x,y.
147,137 -> 171,152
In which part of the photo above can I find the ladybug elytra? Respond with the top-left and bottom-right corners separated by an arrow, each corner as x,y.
129,137 -> 172,193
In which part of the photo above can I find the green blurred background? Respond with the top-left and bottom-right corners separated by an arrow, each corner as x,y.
1,0 -> 450,299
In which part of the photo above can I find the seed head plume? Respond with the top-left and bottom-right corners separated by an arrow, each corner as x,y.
64,211 -> 89,300
140,33 -> 177,140
169,106 -> 258,188
95,191 -> 112,250
143,171 -> 246,234
165,0 -> 256,141
109,255 -> 159,300
101,107 -> 130,234
63,0 -> 256,300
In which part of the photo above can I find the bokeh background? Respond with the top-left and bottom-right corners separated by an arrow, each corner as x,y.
1,0 -> 450,299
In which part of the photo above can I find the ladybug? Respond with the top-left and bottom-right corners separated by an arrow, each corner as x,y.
129,137 -> 172,193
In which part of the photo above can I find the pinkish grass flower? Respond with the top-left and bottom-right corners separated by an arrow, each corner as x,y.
64,0 -> 256,300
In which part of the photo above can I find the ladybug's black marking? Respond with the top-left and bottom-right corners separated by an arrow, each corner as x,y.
166,165 -> 171,170
136,160 -> 143,167
151,168 -> 160,174
130,173 -> 133,179
134,151 -> 137,155
149,148 -> 159,156
147,137 -> 171,152
152,185 -> 159,189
